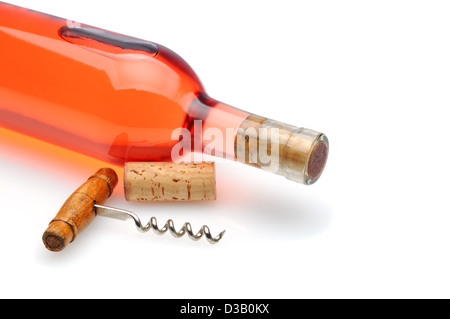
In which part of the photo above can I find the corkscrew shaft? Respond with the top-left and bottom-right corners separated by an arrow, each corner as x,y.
95,204 -> 225,244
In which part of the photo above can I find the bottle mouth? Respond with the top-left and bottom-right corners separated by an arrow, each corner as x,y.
304,134 -> 329,185
280,128 -> 329,185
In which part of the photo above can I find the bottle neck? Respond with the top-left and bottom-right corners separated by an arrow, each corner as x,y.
187,94 -> 250,160
187,95 -> 329,185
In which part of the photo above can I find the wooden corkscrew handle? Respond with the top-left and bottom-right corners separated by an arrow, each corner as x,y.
42,168 -> 118,252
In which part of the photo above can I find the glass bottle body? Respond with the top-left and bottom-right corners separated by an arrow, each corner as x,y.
0,2 -> 248,164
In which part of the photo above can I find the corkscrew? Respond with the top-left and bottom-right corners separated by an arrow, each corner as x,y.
42,168 -> 225,252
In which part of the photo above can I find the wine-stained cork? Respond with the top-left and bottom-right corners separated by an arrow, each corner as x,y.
42,168 -> 118,252
124,162 -> 216,202
235,114 -> 328,185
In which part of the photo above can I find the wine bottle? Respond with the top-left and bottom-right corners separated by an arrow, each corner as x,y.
0,2 -> 328,185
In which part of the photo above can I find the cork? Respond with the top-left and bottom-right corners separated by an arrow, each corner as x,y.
124,162 -> 216,202
307,140 -> 328,180
42,168 -> 118,252
235,114 -> 328,185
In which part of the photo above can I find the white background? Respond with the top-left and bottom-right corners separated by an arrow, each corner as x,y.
1,0 -> 449,299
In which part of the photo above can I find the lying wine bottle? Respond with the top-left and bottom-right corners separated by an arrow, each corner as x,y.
0,2 -> 328,185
